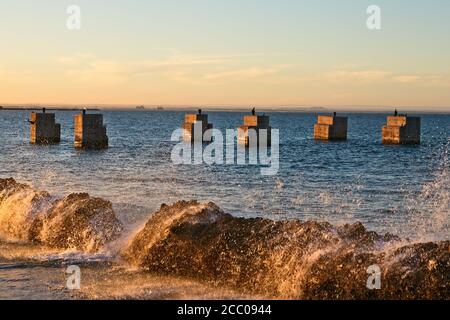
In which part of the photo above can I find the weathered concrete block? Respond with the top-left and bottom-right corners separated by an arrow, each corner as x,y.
238,115 -> 271,147
185,114 -> 208,125
30,112 -> 61,144
243,115 -> 270,128
382,116 -> 420,145
314,115 -> 348,140
238,125 -> 271,147
74,113 -> 108,148
182,113 -> 213,142
313,124 -> 330,140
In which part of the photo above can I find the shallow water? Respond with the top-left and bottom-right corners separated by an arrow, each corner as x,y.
0,109 -> 449,299
0,237 -> 259,300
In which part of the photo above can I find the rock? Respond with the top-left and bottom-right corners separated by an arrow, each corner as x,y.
0,178 -> 122,252
124,200 -> 449,299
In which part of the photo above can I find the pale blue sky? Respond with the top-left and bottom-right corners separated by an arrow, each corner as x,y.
1,0 -> 449,109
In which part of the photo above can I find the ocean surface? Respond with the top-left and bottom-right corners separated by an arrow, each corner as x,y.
0,109 -> 449,299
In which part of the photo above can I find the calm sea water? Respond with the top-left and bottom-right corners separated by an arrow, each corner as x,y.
0,110 -> 449,236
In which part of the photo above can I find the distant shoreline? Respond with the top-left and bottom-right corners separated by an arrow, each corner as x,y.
0,107 -> 100,111
0,106 -> 449,114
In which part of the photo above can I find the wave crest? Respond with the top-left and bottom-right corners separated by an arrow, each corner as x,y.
0,178 -> 122,252
1,179 -> 448,299
124,200 -> 449,299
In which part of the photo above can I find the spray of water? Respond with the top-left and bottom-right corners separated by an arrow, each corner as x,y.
404,139 -> 449,242
1,178 -> 448,299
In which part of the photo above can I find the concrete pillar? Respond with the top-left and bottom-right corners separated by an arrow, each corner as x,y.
314,114 -> 348,140
182,113 -> 213,143
238,114 -> 271,147
382,116 -> 421,144
30,110 -> 61,144
74,112 -> 108,148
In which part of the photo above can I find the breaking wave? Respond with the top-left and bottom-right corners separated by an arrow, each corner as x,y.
123,200 -> 449,299
404,141 -> 450,242
0,178 -> 122,252
1,178 -> 449,299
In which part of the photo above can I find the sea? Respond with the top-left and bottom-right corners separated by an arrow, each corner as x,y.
0,109 -> 449,299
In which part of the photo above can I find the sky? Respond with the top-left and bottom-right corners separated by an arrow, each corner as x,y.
0,0 -> 449,110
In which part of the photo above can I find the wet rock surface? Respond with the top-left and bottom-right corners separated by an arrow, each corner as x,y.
0,178 -> 122,252
125,200 -> 449,299
2,179 -> 448,299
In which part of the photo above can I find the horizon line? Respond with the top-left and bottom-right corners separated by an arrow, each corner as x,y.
1,104 -> 449,114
